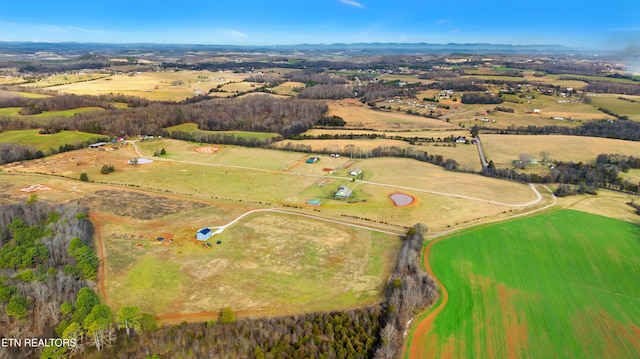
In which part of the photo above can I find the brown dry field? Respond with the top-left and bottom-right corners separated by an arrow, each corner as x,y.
273,138 -> 483,172
555,189 -> 640,225
326,99 -> 461,131
481,134 -> 640,167
50,70 -> 250,101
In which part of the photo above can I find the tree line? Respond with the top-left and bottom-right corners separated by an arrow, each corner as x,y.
482,120 -> 640,142
374,224 -> 439,358
482,153 -> 640,195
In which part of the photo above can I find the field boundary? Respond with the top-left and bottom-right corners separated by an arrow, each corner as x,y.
403,185 -> 556,358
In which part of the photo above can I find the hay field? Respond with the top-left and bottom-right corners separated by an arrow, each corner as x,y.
413,210 -> 640,359
326,99 -> 461,131
51,70 -> 249,101
481,134 -> 640,167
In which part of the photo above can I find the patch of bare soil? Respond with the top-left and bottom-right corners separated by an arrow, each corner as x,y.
78,190 -> 209,220
193,146 -> 219,154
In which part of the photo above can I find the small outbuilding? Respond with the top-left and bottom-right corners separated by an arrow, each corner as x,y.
349,169 -> 362,176
196,228 -> 213,241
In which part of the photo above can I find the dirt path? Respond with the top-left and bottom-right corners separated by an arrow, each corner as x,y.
404,185 -> 557,358
88,211 -> 109,304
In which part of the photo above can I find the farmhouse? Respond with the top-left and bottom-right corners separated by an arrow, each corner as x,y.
335,185 -> 353,198
349,169 -> 362,176
196,228 -> 213,241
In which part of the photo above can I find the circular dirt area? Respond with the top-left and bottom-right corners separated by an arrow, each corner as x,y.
194,146 -> 220,154
389,193 -> 415,207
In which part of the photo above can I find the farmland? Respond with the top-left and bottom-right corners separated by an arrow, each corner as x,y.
0,129 -> 103,151
2,44 -> 640,358
408,209 -> 640,359
481,134 -> 640,168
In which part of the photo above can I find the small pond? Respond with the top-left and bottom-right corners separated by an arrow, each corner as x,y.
389,193 -> 414,207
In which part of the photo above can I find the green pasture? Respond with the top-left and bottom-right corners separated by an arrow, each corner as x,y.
9,91 -> 53,98
422,209 -> 640,358
0,129 -> 102,152
165,123 -> 279,140
589,95 -> 640,121
0,107 -> 22,116
0,106 -> 104,118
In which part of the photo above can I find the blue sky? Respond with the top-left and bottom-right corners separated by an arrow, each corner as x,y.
0,0 -> 638,50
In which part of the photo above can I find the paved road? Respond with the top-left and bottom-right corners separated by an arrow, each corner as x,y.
475,136 -> 489,168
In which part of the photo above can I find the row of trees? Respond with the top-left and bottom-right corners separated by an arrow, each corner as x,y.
483,154 -> 640,194
374,224 -> 439,358
274,142 -> 462,171
484,120 -> 640,142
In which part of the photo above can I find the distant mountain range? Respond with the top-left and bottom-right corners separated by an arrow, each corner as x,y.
0,41 -> 599,56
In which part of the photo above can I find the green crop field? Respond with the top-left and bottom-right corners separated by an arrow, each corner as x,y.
413,210 -> 640,358
0,129 -> 103,151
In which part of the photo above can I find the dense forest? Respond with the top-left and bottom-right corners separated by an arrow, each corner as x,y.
0,201 -> 97,359
0,93 -> 327,138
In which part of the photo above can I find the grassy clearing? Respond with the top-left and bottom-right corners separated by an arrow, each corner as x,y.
0,106 -> 104,118
420,209 -> 640,358
7,91 -> 53,98
101,210 -> 401,317
20,73 -> 110,88
0,129 -> 103,151
481,134 -> 640,167
0,107 -> 22,116
165,123 -> 279,140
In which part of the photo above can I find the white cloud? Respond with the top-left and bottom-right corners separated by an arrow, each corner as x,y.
65,25 -> 107,35
339,0 -> 365,8
217,29 -> 248,38
435,19 -> 450,25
